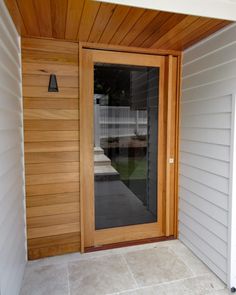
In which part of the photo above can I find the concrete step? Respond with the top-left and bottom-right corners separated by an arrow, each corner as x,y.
94,165 -> 120,181
94,147 -> 104,156
94,153 -> 111,166
94,165 -> 119,175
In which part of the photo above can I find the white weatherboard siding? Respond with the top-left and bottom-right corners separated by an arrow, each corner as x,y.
180,23 -> 236,288
0,1 -> 26,295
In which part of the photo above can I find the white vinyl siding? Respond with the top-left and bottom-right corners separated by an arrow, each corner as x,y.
180,23 -> 236,287
0,2 -> 26,295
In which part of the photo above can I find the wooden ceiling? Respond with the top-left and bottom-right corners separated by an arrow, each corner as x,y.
5,0 -> 231,51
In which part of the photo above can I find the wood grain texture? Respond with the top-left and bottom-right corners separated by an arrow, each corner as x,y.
5,0 -> 231,51
24,120 -> 79,131
26,182 -> 79,196
130,11 -> 172,47
26,192 -> 79,207
22,38 -> 80,259
78,0 -> 101,42
80,48 -> 179,249
24,141 -> 79,153
16,0 -> 40,36
28,233 -> 80,259
51,0 -> 68,39
99,5 -> 130,44
65,0 -> 84,40
33,0 -> 53,38
88,3 -> 116,43
4,0 -> 27,35
23,75 -> 78,88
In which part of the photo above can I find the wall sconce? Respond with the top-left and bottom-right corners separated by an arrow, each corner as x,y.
48,74 -> 59,92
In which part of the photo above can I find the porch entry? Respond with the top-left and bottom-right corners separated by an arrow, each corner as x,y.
80,48 -> 179,249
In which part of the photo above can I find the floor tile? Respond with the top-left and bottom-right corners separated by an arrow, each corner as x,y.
123,246 -> 192,287
68,254 -> 137,295
20,240 -> 228,295
116,287 -> 157,295
151,273 -> 226,295
169,242 -> 211,275
20,264 -> 69,295
205,289 -> 231,295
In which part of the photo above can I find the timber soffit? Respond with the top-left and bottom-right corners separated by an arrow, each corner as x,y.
4,0 -> 231,51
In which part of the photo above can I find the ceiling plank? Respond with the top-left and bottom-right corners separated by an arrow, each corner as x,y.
141,13 -> 186,48
162,18 -> 213,50
150,15 -> 199,48
33,0 -> 52,38
109,7 -> 144,45
99,5 -> 130,44
78,0 -> 101,41
51,0 -> 68,39
17,0 -> 40,36
4,0 -> 27,35
65,0 -> 84,40
181,20 -> 231,50
120,10 -> 158,46
131,11 -> 172,47
89,3 -> 116,43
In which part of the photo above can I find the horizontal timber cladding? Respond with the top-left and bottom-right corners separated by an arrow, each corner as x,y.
22,38 -> 80,260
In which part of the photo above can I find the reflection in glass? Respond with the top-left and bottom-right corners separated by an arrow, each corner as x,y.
94,64 -> 159,230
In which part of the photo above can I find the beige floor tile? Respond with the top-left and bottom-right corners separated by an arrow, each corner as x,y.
20,240 -> 228,295
169,242 -> 211,275
151,273 -> 226,295
116,287 -> 157,295
123,247 -> 192,287
68,254 -> 137,295
205,289 -> 231,295
20,264 -> 69,295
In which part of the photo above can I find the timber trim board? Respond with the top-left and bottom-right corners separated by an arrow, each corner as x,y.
79,43 -> 180,252
174,53 -> 183,238
85,235 -> 175,253
80,41 -> 182,57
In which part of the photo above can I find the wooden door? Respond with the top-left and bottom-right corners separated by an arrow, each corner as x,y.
80,48 -> 179,249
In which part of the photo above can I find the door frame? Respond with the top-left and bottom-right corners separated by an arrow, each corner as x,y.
79,43 -> 181,252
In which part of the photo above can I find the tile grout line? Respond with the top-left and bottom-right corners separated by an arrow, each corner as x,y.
121,254 -> 139,289
108,272 -> 225,295
168,245 -> 197,276
168,245 -> 214,278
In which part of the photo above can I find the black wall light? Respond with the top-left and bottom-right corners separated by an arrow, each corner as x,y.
48,74 -> 59,92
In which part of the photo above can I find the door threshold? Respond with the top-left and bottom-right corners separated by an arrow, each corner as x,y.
84,236 -> 175,253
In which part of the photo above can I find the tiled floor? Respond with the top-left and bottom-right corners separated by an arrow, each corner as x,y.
20,240 -> 231,295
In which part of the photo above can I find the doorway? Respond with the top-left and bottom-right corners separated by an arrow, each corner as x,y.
80,48 -> 180,250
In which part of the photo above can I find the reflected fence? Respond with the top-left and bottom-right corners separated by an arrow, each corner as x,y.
94,105 -> 147,147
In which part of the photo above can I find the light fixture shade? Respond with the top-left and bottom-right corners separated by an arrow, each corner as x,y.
48,74 -> 59,92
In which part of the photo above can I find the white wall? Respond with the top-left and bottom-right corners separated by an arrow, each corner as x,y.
0,1 -> 26,294
180,23 -> 236,288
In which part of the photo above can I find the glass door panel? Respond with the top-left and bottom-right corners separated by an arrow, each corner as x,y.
94,63 -> 159,230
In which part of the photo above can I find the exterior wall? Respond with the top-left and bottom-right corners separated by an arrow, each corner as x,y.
180,23 -> 236,286
22,38 -> 80,260
0,1 -> 26,294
